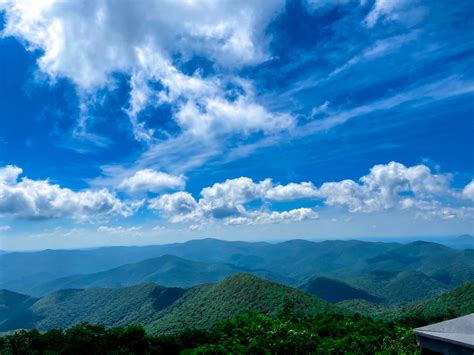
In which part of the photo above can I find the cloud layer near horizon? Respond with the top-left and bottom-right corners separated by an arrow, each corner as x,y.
1,162 -> 472,225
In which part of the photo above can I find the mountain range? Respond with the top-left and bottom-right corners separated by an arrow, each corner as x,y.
0,273 -> 330,334
1,238 -> 472,305
30,254 -> 297,296
1,273 -> 473,335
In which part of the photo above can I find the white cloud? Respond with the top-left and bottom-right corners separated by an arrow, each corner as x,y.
414,205 -> 474,221
199,177 -> 272,217
319,161 -> 451,212
148,177 -> 321,224
1,0 -> 290,145
97,225 -> 142,234
364,0 -> 425,28
149,191 -> 202,223
265,182 -> 318,201
462,180 -> 474,201
0,225 -> 11,232
0,165 -> 137,220
118,169 -> 185,194
147,161 -> 473,225
1,0 -> 284,88
227,208 -> 319,225
0,165 -> 23,184
175,94 -> 295,139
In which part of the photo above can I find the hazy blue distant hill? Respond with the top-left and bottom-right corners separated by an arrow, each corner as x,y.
350,241 -> 474,297
0,239 -> 270,294
31,255 -> 297,296
0,273 -> 330,334
299,277 -> 383,303
442,234 -> 474,250
0,290 -> 39,331
454,234 -> 474,243
1,238 -> 472,305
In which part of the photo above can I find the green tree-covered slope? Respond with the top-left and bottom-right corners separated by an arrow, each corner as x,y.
0,273 -> 331,334
147,273 -> 331,334
336,280 -> 474,327
299,276 -> 383,303
31,255 -> 296,296
0,284 -> 186,332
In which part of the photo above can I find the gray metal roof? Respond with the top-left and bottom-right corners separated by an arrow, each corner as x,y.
414,313 -> 474,349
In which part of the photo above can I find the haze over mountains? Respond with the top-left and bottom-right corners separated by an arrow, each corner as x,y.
31,254 -> 297,296
1,273 -> 473,335
1,237 -> 473,306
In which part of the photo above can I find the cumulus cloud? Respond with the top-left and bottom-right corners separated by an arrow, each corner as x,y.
0,165 -> 137,220
175,93 -> 295,139
199,177 -> 272,218
148,162 -> 473,225
127,48 -> 295,142
149,191 -> 202,223
462,180 -> 474,201
226,208 -> 319,225
319,162 -> 451,212
1,0 -> 284,87
0,165 -> 23,184
148,177 -> 321,225
265,182 -> 319,201
118,169 -> 185,194
1,0 -> 291,144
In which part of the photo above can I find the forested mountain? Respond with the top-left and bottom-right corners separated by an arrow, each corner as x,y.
1,275 -> 473,355
337,280 -> 474,326
147,273 -> 329,334
0,273 -> 330,334
388,280 -> 474,325
2,238 -> 472,305
29,255 -> 296,296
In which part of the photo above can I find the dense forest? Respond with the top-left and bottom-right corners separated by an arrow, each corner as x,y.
1,280 -> 473,354
0,311 -> 418,354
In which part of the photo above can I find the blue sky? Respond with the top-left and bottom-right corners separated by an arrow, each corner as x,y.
0,0 -> 473,250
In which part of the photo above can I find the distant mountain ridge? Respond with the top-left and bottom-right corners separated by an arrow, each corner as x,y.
2,275 -> 473,335
30,254 -> 297,296
1,238 -> 472,305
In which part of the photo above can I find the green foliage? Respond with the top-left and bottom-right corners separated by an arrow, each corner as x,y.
386,280 -> 474,327
2,279 -> 472,354
0,312 -> 419,354
0,284 -> 187,332
337,280 -> 474,328
147,273 -> 331,334
299,277 -> 383,303
0,273 -> 331,335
